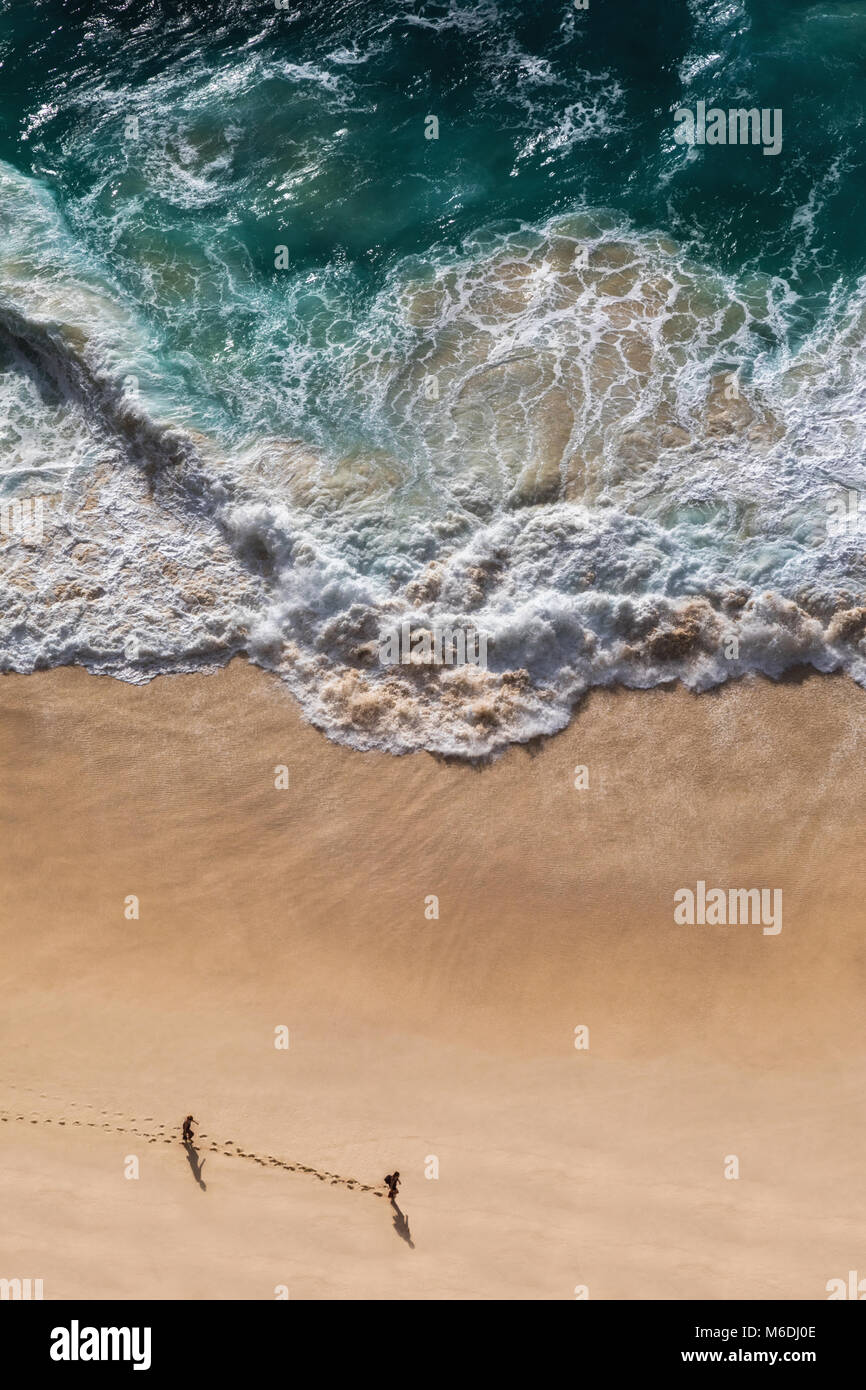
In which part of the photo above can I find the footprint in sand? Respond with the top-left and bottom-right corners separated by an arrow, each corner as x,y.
1,1114 -> 373,1201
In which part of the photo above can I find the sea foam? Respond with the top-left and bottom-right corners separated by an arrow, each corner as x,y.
1,157 -> 865,756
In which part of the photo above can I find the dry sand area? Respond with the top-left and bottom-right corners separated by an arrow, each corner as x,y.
1,660 -> 864,1300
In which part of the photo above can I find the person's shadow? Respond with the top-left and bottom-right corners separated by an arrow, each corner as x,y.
390,1199 -> 414,1248
182,1139 -> 207,1191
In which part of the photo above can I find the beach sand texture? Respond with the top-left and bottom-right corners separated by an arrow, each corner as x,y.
1,661 -> 864,1299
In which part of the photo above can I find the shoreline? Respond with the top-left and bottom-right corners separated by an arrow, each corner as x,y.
5,650 -> 865,764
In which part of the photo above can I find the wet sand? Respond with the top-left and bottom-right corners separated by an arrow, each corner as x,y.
1,660 -> 864,1299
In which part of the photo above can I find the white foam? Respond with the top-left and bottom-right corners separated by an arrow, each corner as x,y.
2,163 -> 866,757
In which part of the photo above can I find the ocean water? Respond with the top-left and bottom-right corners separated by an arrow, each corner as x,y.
1,0 -> 865,754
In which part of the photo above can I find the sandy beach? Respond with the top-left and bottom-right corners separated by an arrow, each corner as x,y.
0,661 -> 864,1300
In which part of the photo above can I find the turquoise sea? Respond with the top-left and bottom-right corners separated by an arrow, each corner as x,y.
1,0 -> 865,753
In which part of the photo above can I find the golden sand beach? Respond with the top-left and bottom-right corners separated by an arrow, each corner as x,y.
1,661 -> 864,1299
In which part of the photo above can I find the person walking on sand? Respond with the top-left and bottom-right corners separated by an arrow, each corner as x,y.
384,1171 -> 400,1202
182,1115 -> 198,1144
